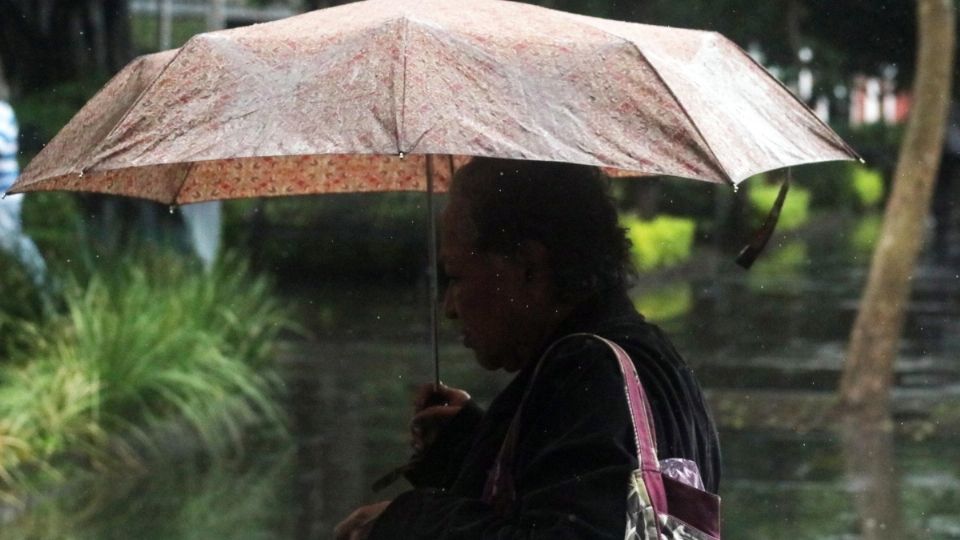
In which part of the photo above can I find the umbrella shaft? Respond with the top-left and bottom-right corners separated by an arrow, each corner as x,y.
426,157 -> 440,388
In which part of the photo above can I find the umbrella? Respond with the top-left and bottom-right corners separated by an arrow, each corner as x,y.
6,0 -> 859,382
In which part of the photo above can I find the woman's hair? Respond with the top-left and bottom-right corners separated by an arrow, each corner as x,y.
450,157 -> 635,302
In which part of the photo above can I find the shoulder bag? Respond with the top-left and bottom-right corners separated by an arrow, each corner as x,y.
482,333 -> 721,539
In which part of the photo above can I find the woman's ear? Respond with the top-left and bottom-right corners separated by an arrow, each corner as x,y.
517,240 -> 550,283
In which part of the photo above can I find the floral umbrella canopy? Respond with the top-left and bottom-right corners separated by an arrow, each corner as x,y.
8,0 -> 857,203
7,0 -> 858,383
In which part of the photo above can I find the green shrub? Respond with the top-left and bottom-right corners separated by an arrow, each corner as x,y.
0,251 -> 291,499
613,177 -> 720,222
785,160 -> 889,212
6,451 -> 295,539
850,165 -> 885,208
20,192 -> 87,273
788,162 -> 849,208
620,214 -> 696,271
0,250 -> 47,358
851,213 -> 883,253
747,180 -> 811,231
632,282 -> 693,322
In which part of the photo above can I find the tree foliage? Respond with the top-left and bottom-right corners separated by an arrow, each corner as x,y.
0,0 -> 133,94
525,0 -> 921,93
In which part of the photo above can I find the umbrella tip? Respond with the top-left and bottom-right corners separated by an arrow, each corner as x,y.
399,151 -> 406,159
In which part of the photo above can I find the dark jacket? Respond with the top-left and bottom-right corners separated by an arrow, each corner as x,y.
369,290 -> 720,539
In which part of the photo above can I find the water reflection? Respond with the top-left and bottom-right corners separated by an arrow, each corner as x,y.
5,451 -> 298,539
840,416 -> 907,540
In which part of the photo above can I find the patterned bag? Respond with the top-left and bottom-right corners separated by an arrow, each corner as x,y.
484,334 -> 721,539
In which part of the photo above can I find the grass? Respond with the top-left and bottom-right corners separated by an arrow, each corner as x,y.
0,250 -> 293,502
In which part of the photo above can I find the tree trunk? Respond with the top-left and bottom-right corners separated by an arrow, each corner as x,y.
838,0 -> 956,420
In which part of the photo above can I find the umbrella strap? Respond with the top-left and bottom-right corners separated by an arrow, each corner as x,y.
736,170 -> 791,269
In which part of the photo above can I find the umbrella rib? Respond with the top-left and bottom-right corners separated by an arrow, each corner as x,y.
395,17 -> 410,154
564,18 -> 734,185
628,41 -> 733,185
630,54 -> 732,185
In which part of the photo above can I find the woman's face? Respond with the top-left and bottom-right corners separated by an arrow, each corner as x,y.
439,197 -> 556,372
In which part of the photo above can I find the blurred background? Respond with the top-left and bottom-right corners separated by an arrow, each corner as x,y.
0,1 -> 958,538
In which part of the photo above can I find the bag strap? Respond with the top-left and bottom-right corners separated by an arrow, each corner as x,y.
482,335 -> 570,509
590,335 -> 669,519
483,333 -> 669,519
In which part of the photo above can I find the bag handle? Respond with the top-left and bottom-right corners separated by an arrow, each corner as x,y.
591,335 -> 669,518
483,333 -> 669,519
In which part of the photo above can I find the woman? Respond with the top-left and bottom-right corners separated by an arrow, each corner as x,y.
336,158 -> 720,539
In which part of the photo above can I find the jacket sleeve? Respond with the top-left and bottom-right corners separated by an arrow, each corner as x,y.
369,338 -> 637,539
405,400 -> 485,488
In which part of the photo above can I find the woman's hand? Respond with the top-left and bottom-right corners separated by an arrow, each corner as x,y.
334,500 -> 392,540
410,383 -> 471,453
